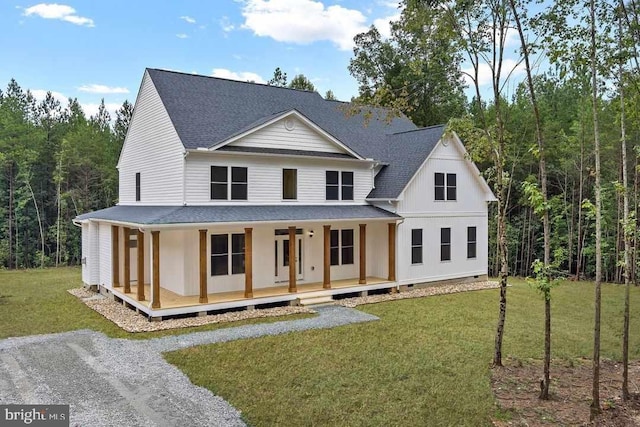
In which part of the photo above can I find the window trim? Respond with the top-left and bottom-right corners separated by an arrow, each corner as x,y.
283,168 -> 298,200
325,170 -> 355,201
440,227 -> 451,262
210,166 -> 248,201
211,232 -> 246,276
135,172 -> 141,202
467,226 -> 477,259
329,228 -> 354,265
411,228 -> 423,265
435,172 -> 457,201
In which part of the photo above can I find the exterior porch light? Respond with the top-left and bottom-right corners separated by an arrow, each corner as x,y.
308,229 -> 314,238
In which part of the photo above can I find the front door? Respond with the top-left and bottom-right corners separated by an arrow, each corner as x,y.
274,235 -> 303,283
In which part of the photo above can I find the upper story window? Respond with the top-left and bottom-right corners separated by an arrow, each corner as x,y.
441,227 -> 451,261
411,229 -> 423,264
435,173 -> 456,201
467,226 -> 477,259
283,169 -> 297,200
135,172 -> 141,201
211,166 -> 248,200
326,171 -> 354,201
330,229 -> 354,265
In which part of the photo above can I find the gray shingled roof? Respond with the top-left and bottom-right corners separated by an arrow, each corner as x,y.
147,69 -> 445,199
75,205 -> 399,225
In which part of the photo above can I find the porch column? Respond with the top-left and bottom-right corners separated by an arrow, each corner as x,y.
123,227 -> 131,293
359,224 -> 367,284
199,229 -> 208,304
151,230 -> 161,309
323,225 -> 331,289
388,223 -> 396,281
244,228 -> 253,298
112,225 -> 120,287
288,226 -> 297,293
136,230 -> 145,301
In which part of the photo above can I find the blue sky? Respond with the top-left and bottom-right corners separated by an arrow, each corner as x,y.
1,0 -> 407,118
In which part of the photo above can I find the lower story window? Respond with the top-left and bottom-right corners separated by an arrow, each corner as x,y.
211,233 -> 245,276
330,229 -> 354,265
467,226 -> 477,259
411,229 -> 423,264
441,227 -> 451,261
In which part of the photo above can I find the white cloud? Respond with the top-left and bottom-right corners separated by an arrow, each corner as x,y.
31,89 -> 68,105
220,16 -> 235,32
211,68 -> 266,84
81,102 -> 122,119
176,33 -> 189,39
78,84 -> 129,94
240,0 -> 368,51
373,13 -> 400,39
462,58 -> 525,87
180,15 -> 196,24
23,3 -> 94,27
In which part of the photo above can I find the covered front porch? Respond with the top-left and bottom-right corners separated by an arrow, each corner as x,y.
93,205 -> 400,318
106,276 -> 394,317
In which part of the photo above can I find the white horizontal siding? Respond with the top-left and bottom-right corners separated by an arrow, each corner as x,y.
118,71 -> 184,205
229,116 -> 348,154
99,223 -> 112,287
397,136 -> 489,215
81,223 -> 89,284
185,153 -> 372,205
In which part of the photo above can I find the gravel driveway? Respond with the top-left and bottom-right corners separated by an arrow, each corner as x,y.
0,306 -> 378,426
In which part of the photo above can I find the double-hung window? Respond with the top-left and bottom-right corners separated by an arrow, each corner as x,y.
411,229 -> 423,264
283,169 -> 297,200
329,229 -> 354,265
467,226 -> 477,259
211,166 -> 248,200
435,173 -> 457,201
441,227 -> 451,261
325,171 -> 354,201
211,233 -> 245,276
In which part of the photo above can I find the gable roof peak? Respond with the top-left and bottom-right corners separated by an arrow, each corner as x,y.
146,67 -> 323,96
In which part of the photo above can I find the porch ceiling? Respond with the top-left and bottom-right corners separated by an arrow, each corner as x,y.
75,204 -> 400,226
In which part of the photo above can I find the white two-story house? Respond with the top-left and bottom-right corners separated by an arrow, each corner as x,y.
75,68 -> 496,318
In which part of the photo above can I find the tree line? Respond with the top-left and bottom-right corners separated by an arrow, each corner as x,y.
0,81 -> 132,269
348,0 -> 639,413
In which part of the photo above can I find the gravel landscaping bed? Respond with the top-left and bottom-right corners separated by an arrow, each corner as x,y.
67,288 -> 314,333
336,280 -> 500,307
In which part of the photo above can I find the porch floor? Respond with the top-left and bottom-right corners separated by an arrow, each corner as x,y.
113,277 -> 389,309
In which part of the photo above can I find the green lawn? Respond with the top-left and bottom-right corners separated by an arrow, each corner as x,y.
0,267 -> 311,340
164,280 -> 640,427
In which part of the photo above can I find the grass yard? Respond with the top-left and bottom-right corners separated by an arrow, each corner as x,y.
0,267 -> 311,340
165,280 -> 640,426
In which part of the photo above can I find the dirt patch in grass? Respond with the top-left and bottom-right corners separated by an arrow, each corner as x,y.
492,358 -> 640,426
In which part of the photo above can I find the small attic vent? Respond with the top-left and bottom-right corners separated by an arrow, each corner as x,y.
284,118 -> 296,131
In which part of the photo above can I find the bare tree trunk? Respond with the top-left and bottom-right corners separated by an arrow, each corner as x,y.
590,0 -> 602,418
24,177 -> 45,269
7,163 -> 15,269
618,8 -> 632,401
55,157 -> 62,267
576,126 -> 585,280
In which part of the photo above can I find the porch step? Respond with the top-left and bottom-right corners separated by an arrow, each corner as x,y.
297,296 -> 334,307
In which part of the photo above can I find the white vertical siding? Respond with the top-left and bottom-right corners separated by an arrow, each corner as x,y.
395,135 -> 491,285
185,153 -> 372,205
99,223 -> 112,287
229,116 -> 349,154
396,214 -> 488,285
159,230 -> 186,295
398,137 -> 489,215
118,71 -> 185,205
